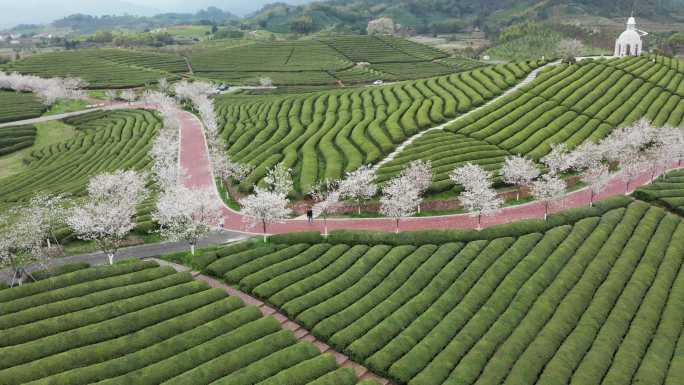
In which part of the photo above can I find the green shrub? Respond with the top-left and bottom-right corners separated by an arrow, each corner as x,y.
31,262 -> 90,281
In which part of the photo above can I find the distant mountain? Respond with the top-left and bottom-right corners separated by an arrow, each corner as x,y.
0,0 -> 161,29
244,0 -> 684,35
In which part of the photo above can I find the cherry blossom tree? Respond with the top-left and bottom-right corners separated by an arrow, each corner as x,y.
119,89 -> 137,104
66,170 -> 149,265
104,89 -> 118,102
581,163 -> 612,206
339,165 -> 378,215
558,39 -> 584,63
0,71 -> 87,106
154,185 -> 223,255
259,77 -> 274,87
541,143 -> 576,176
531,173 -> 567,220
158,77 -> 170,94
452,164 -> 502,229
240,188 -> 292,242
26,193 -> 67,249
571,141 -> 612,206
264,163 -> 293,197
400,160 -> 432,213
380,175 -> 422,233
312,190 -> 343,237
0,210 -> 47,286
501,155 -> 540,201
143,91 -> 185,190
601,119 -> 655,192
450,162 -> 490,190
211,146 -> 253,185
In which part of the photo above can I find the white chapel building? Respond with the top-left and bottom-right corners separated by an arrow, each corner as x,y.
614,16 -> 648,57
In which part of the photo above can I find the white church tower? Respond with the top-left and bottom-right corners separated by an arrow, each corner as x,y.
614,15 -> 648,57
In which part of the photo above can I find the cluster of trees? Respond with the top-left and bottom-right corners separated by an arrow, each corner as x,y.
86,31 -> 175,47
0,71 -> 86,105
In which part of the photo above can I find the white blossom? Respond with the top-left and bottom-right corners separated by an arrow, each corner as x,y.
158,77 -> 170,94
582,163 -> 613,206
26,193 -> 68,249
453,163 -> 502,229
104,89 -> 118,101
153,185 -> 223,255
380,175 -> 422,233
450,162 -> 490,190
66,170 -> 149,264
259,77 -> 273,87
0,210 -> 48,286
264,163 -> 293,197
339,165 -> 378,214
531,173 -> 567,220
312,190 -> 342,236
119,89 -> 137,103
400,160 -> 432,212
240,187 -> 292,241
0,71 -> 87,106
501,155 -> 540,200
541,143 -> 576,176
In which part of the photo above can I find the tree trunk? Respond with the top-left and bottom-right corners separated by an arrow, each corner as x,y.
395,218 -> 400,234
589,189 -> 594,207
626,179 -> 630,194
47,238 -> 51,249
477,213 -> 482,230
262,220 -> 268,243
544,201 -> 549,221
516,188 -> 520,201
107,253 -> 114,265
190,244 -> 196,256
357,202 -> 361,215
323,217 -> 328,237
417,204 -> 421,214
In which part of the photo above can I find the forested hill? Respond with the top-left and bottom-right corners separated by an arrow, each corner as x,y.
246,0 -> 684,34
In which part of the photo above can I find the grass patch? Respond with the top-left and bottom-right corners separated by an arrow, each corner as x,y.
44,99 -> 90,116
0,120 -> 76,179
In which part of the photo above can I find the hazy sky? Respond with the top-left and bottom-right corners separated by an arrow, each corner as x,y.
0,0 -> 312,29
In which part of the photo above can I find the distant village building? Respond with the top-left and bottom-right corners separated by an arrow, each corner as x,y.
614,15 -> 648,56
367,17 -> 395,35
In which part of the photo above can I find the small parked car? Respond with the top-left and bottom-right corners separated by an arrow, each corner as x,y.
373,80 -> 384,85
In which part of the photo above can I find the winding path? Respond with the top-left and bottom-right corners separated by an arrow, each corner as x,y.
3,56 -> 668,236
177,91 -> 677,235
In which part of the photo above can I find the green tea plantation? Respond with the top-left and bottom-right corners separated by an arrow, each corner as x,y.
0,260 -> 375,385
200,197 -> 684,385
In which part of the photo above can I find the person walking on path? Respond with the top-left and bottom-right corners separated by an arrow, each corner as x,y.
306,208 -> 314,224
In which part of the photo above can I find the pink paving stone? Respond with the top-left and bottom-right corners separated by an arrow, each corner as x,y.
301,334 -> 316,342
342,361 -> 368,377
294,329 -> 309,339
260,306 -> 277,316
332,351 -> 349,365
360,373 -> 390,385
313,341 -> 330,353
282,321 -> 301,331
272,313 -> 288,323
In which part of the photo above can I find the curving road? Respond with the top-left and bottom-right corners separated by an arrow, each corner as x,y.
177,96 -> 677,235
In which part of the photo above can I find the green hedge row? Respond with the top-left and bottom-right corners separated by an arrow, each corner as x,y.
30,262 -> 91,281
0,270 -> 188,332
0,260 -> 158,304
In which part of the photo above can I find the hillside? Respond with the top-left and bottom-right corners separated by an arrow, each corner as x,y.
245,0 -> 684,35
193,196 -> 684,385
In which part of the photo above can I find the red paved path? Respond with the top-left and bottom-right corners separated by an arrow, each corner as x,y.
177,108 -> 676,235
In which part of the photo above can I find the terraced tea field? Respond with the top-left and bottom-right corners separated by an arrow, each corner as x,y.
379,55 -> 684,191
0,109 -> 159,205
635,168 -> 684,215
190,36 -> 483,86
0,90 -> 47,123
0,260 -> 370,385
3,49 -> 187,88
216,61 -> 541,193
202,197 -> 684,385
0,124 -> 37,156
